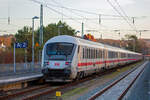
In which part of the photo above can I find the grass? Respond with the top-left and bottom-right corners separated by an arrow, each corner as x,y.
61,87 -> 88,98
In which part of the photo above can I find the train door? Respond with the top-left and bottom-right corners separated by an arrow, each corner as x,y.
101,49 -> 105,69
86,48 -> 91,71
85,47 -> 89,74
84,46 -> 88,72
83,47 -> 88,76
77,45 -> 86,78
116,52 -> 119,65
118,52 -> 121,65
93,48 -> 96,71
104,49 -> 108,69
78,45 -> 83,72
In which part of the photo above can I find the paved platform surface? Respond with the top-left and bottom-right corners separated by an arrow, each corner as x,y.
0,71 -> 43,85
123,61 -> 150,100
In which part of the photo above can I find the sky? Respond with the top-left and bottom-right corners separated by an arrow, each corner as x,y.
0,0 -> 150,39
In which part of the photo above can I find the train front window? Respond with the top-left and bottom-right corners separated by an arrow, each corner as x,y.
46,43 -> 74,60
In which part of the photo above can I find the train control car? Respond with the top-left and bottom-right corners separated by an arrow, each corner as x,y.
41,35 -> 142,82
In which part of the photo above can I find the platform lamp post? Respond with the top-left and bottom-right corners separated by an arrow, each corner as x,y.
32,16 -> 39,70
13,38 -> 16,73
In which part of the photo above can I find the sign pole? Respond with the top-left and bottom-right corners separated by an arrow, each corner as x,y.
15,41 -> 28,71
25,48 -> 27,69
14,43 -> 16,73
82,22 -> 84,37
32,18 -> 35,71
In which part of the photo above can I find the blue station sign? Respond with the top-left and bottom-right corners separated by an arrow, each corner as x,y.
15,41 -> 28,48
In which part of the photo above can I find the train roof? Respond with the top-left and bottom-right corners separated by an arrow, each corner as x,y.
44,35 -> 141,55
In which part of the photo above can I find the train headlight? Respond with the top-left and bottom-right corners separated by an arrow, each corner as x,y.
65,61 -> 71,65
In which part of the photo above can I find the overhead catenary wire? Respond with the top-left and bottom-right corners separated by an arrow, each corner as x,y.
30,0 -> 148,38
30,0 -> 98,30
47,0 -> 141,35
50,0 -> 105,30
113,0 -> 131,21
113,0 -> 138,32
41,1 -> 133,31
32,0 -> 136,37
1,0 -> 148,38
42,17 -> 124,20
40,0 -> 117,32
35,0 -> 128,18
106,0 -> 138,33
30,0 -> 81,24
30,0 -> 98,33
38,0 -> 149,19
50,0 -> 86,22
3,0 -> 142,32
49,0 -> 124,31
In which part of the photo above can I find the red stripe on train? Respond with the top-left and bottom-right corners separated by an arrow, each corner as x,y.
78,59 -> 137,67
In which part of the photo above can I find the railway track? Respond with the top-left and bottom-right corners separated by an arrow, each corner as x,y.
0,84 -> 53,100
20,62 -> 143,100
22,69 -> 117,100
88,61 -> 148,100
0,67 -> 118,100
0,62 -> 142,100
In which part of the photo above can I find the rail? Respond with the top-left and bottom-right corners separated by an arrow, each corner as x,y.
88,61 -> 148,100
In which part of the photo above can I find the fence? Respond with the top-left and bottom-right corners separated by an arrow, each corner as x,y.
0,62 -> 41,76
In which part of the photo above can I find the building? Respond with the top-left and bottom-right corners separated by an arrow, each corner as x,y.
0,35 -> 14,51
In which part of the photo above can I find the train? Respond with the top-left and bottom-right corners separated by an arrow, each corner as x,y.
41,35 -> 142,82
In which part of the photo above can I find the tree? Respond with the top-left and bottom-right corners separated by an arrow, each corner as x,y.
124,34 -> 143,53
14,26 -> 33,62
43,21 -> 75,43
14,21 -> 76,62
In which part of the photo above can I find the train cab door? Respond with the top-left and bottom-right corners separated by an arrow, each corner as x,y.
78,46 -> 85,72
77,46 -> 86,78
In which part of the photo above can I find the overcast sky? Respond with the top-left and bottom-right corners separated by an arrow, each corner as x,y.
0,0 -> 150,39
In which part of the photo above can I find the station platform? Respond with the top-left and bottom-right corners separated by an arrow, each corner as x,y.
124,61 -> 150,100
0,62 -> 44,91
0,71 -> 43,91
0,72 -> 43,85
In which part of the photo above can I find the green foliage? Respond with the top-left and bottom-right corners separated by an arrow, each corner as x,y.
14,26 -> 32,61
124,34 -> 142,53
43,21 -> 75,43
13,21 -> 75,62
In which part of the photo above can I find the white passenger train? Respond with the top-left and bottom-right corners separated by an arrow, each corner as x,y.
41,35 -> 142,82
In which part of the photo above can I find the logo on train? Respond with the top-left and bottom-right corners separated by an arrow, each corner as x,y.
54,63 -> 60,66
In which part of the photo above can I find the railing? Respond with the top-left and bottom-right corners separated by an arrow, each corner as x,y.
0,62 -> 41,76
